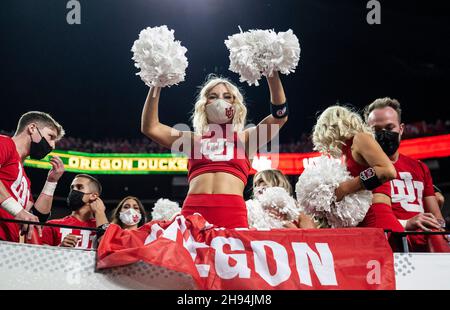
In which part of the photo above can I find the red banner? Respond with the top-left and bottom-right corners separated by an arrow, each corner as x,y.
97,214 -> 396,290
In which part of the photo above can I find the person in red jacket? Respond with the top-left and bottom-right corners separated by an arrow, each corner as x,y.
365,97 -> 446,251
0,111 -> 65,242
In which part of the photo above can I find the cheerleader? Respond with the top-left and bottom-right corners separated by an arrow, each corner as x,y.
140,72 -> 289,228
250,169 -> 317,229
312,105 -> 403,232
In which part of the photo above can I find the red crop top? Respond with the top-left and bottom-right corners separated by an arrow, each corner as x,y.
188,126 -> 251,185
342,137 -> 391,196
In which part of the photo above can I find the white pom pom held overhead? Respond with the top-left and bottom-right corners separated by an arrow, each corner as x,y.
225,27 -> 301,86
131,25 -> 189,91
295,156 -> 372,228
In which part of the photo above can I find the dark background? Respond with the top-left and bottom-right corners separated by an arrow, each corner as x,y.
1,0 -> 449,218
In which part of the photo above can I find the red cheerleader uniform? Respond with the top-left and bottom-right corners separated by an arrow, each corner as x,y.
182,125 -> 251,229
342,138 -> 404,232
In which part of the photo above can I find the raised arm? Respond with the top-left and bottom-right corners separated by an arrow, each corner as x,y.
353,132 -> 397,182
141,87 -> 192,150
31,156 -> 65,216
244,72 -> 289,155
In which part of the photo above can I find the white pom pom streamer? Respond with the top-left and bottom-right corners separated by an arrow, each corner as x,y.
257,187 -> 300,222
151,198 -> 181,221
246,187 -> 302,229
295,156 -> 372,228
246,199 -> 272,229
225,27 -> 300,86
246,199 -> 285,229
131,25 -> 188,88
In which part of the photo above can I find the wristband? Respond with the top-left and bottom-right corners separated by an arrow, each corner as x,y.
30,206 -> 50,223
433,185 -> 442,194
1,197 -> 23,217
270,101 -> 289,119
42,181 -> 57,196
359,167 -> 382,190
96,223 -> 110,239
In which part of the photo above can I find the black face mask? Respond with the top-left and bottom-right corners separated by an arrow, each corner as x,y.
29,128 -> 53,160
375,130 -> 400,156
66,190 -> 86,211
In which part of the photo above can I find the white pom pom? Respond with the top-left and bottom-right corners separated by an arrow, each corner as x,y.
257,187 -> 300,222
246,187 -> 302,229
295,156 -> 372,228
151,198 -> 181,221
246,199 -> 271,229
131,25 -> 188,88
225,28 -> 301,86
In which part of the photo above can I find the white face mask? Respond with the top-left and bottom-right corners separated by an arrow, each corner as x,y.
119,208 -> 142,226
205,99 -> 235,125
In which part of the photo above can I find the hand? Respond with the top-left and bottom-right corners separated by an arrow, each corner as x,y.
15,209 -> 42,239
405,213 -> 442,231
283,222 -> 298,229
266,70 -> 280,80
47,156 -> 65,182
60,234 -> 81,247
296,213 -> 317,229
335,183 -> 347,202
89,197 -> 106,215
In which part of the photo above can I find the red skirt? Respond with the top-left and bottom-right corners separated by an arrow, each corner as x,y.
182,194 -> 248,229
359,203 -> 405,232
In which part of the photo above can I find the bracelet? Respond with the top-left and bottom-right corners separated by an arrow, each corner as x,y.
42,181 -> 57,196
96,223 -> 110,238
1,197 -> 23,217
270,101 -> 289,119
359,167 -> 382,190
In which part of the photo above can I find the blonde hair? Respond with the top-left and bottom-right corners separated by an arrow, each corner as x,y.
191,75 -> 247,135
16,111 -> 65,140
312,105 -> 373,157
253,169 -> 292,196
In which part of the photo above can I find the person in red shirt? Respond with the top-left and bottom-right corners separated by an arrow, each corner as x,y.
41,174 -> 108,249
0,111 -> 65,242
365,98 -> 446,251
312,106 -> 400,232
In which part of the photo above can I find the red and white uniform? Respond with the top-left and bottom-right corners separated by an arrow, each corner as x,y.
41,215 -> 97,249
0,135 -> 33,242
342,138 -> 404,233
391,154 -> 434,220
391,154 -> 436,252
182,125 -> 250,229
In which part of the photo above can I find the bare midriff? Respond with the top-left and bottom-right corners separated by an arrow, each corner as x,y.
188,172 -> 245,196
372,193 -> 391,205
